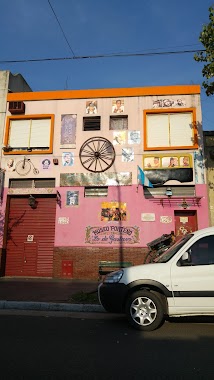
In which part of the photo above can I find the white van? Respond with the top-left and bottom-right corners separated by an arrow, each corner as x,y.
98,227 -> 214,331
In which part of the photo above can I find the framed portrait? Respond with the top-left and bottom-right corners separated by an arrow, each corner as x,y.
144,156 -> 161,168
112,99 -> 124,114
122,148 -> 134,162
113,131 -> 126,145
128,131 -> 141,145
86,101 -> 97,115
60,114 -> 77,148
180,156 -> 190,167
62,152 -> 74,167
66,191 -> 79,206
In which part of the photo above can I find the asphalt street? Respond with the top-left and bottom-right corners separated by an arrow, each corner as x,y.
0,310 -> 214,379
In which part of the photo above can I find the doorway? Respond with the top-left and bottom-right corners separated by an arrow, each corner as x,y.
5,196 -> 56,277
174,210 -> 198,238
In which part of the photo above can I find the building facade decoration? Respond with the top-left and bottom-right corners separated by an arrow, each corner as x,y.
0,84 -> 210,280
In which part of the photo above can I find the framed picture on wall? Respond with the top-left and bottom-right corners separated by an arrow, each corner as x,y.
60,114 -> 77,148
66,191 -> 79,206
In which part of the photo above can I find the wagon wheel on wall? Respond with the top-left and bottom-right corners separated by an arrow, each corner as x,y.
79,137 -> 116,173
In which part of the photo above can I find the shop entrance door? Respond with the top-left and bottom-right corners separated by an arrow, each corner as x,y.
174,210 -> 198,238
5,196 -> 56,277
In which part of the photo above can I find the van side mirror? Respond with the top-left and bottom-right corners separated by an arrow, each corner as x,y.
179,251 -> 191,266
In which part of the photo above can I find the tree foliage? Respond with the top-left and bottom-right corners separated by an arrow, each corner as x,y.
194,6 -> 214,96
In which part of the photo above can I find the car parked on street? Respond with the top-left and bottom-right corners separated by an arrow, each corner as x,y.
98,227 -> 214,331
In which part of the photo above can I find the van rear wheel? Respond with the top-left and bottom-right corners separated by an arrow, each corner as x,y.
125,290 -> 165,331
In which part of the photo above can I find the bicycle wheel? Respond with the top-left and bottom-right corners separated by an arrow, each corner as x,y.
15,160 -> 31,176
79,137 -> 115,173
33,167 -> 39,175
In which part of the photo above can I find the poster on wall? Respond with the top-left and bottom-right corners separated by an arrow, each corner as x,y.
60,114 -> 77,148
66,191 -> 79,206
122,148 -> 134,162
113,131 -> 126,145
128,131 -> 141,145
62,152 -> 74,166
101,202 -> 127,221
41,158 -> 51,170
86,101 -> 97,114
112,99 -> 124,114
152,99 -> 186,108
85,225 -> 140,244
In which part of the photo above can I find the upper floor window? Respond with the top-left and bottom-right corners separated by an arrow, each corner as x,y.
109,115 -> 128,130
4,115 -> 54,154
83,116 -> 100,131
144,108 -> 198,151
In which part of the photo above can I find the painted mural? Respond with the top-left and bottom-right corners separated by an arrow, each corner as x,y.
101,202 -> 127,222
152,99 -> 186,108
85,225 -> 140,244
143,154 -> 193,185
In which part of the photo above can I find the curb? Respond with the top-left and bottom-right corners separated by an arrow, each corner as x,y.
0,301 -> 105,313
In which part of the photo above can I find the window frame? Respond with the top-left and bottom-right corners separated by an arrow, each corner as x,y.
83,116 -> 101,131
143,108 -> 198,151
84,186 -> 108,197
109,115 -> 128,130
4,114 -> 55,155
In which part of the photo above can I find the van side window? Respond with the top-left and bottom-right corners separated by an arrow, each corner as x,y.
189,236 -> 214,265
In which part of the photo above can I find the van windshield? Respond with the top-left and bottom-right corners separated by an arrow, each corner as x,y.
155,234 -> 193,263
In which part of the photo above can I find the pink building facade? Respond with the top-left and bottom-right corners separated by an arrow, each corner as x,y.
0,85 -> 209,279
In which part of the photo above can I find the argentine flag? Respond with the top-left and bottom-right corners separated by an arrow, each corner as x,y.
137,166 -> 153,188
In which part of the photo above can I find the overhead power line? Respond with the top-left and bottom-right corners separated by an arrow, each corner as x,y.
47,0 -> 75,57
0,49 -> 206,64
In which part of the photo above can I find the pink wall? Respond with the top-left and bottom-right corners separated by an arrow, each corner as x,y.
0,184 -> 209,250
55,184 -> 209,248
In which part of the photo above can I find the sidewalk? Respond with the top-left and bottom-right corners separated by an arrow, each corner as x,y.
0,277 -> 104,313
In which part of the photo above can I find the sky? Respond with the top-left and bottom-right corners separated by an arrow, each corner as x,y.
0,0 -> 213,130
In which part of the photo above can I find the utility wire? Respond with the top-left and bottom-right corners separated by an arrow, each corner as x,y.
0,48 -> 206,64
47,0 -> 76,57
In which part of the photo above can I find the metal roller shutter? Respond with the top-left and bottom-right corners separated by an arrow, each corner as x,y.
5,197 -> 56,277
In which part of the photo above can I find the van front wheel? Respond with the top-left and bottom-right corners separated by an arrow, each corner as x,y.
125,290 -> 165,331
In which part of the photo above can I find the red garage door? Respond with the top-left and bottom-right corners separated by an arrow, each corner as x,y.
5,196 -> 56,277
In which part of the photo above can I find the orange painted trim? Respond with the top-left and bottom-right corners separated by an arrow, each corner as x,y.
7,85 -> 201,102
4,114 -> 54,155
143,108 -> 198,151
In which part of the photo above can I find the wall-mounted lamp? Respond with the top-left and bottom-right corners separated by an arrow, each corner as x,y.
28,195 -> 37,208
165,187 -> 173,197
181,199 -> 188,209
53,158 -> 59,165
